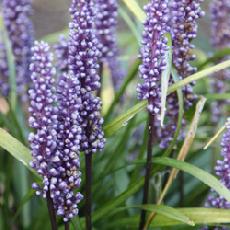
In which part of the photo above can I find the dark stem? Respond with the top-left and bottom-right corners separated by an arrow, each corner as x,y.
46,189 -> 58,230
138,113 -> 155,230
65,222 -> 70,230
97,62 -> 103,98
85,153 -> 93,230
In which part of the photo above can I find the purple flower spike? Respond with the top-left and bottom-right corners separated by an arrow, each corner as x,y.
29,41 -> 58,195
137,0 -> 169,116
210,0 -> 230,49
0,37 -> 9,97
95,0 -> 118,59
170,0 -> 204,107
3,0 -> 34,97
55,36 -> 69,73
29,41 -> 83,222
69,0 -> 105,154
56,72 -> 83,222
95,0 -> 124,91
108,57 -> 125,92
210,0 -> 230,123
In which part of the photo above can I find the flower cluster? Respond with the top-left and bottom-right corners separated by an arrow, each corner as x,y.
108,57 -> 125,92
55,36 -> 69,73
210,0 -> 230,123
55,72 -> 83,221
137,0 -> 169,116
29,41 -> 58,197
95,0 -> 118,59
158,0 -> 204,149
0,36 -> 9,97
202,119 -> 230,229
69,0 -> 105,154
3,0 -> 34,97
29,41 -> 83,222
210,0 -> 230,49
95,0 -> 124,91
170,0 -> 205,107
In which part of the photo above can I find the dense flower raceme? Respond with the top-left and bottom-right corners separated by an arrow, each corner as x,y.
95,0 -> 124,91
95,0 -> 118,59
55,36 -> 69,73
171,0 -> 204,107
3,0 -> 34,97
202,119 -> 230,230
0,35 -> 9,97
29,41 -> 82,222
69,0 -> 105,154
159,0 -> 204,148
108,57 -> 125,92
137,0 -> 169,116
210,0 -> 230,122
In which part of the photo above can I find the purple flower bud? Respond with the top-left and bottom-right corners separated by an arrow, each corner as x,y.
3,0 -> 34,98
69,0 -> 105,154
137,0 -> 169,116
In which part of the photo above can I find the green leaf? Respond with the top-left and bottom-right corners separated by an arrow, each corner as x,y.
104,100 -> 147,137
198,47 -> 230,69
0,128 -> 32,170
92,179 -> 144,222
205,93 -> 230,100
130,205 -> 194,226
121,0 -> 146,22
160,33 -> 172,126
119,8 -> 139,42
107,208 -> 230,228
154,157 -> 230,202
168,59 -> 230,94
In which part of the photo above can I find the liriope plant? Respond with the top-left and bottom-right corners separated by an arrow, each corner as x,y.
0,0 -> 230,230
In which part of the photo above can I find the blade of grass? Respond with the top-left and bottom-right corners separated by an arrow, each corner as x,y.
168,59 -> 230,94
160,33 -> 172,126
153,157 -> 230,203
104,100 -> 147,137
106,208 -> 230,228
0,128 -> 32,170
197,48 -> 230,70
119,8 -> 139,42
121,0 -> 146,22
162,70 -> 184,157
204,124 -> 227,150
111,205 -> 194,226
205,93 -> 230,100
